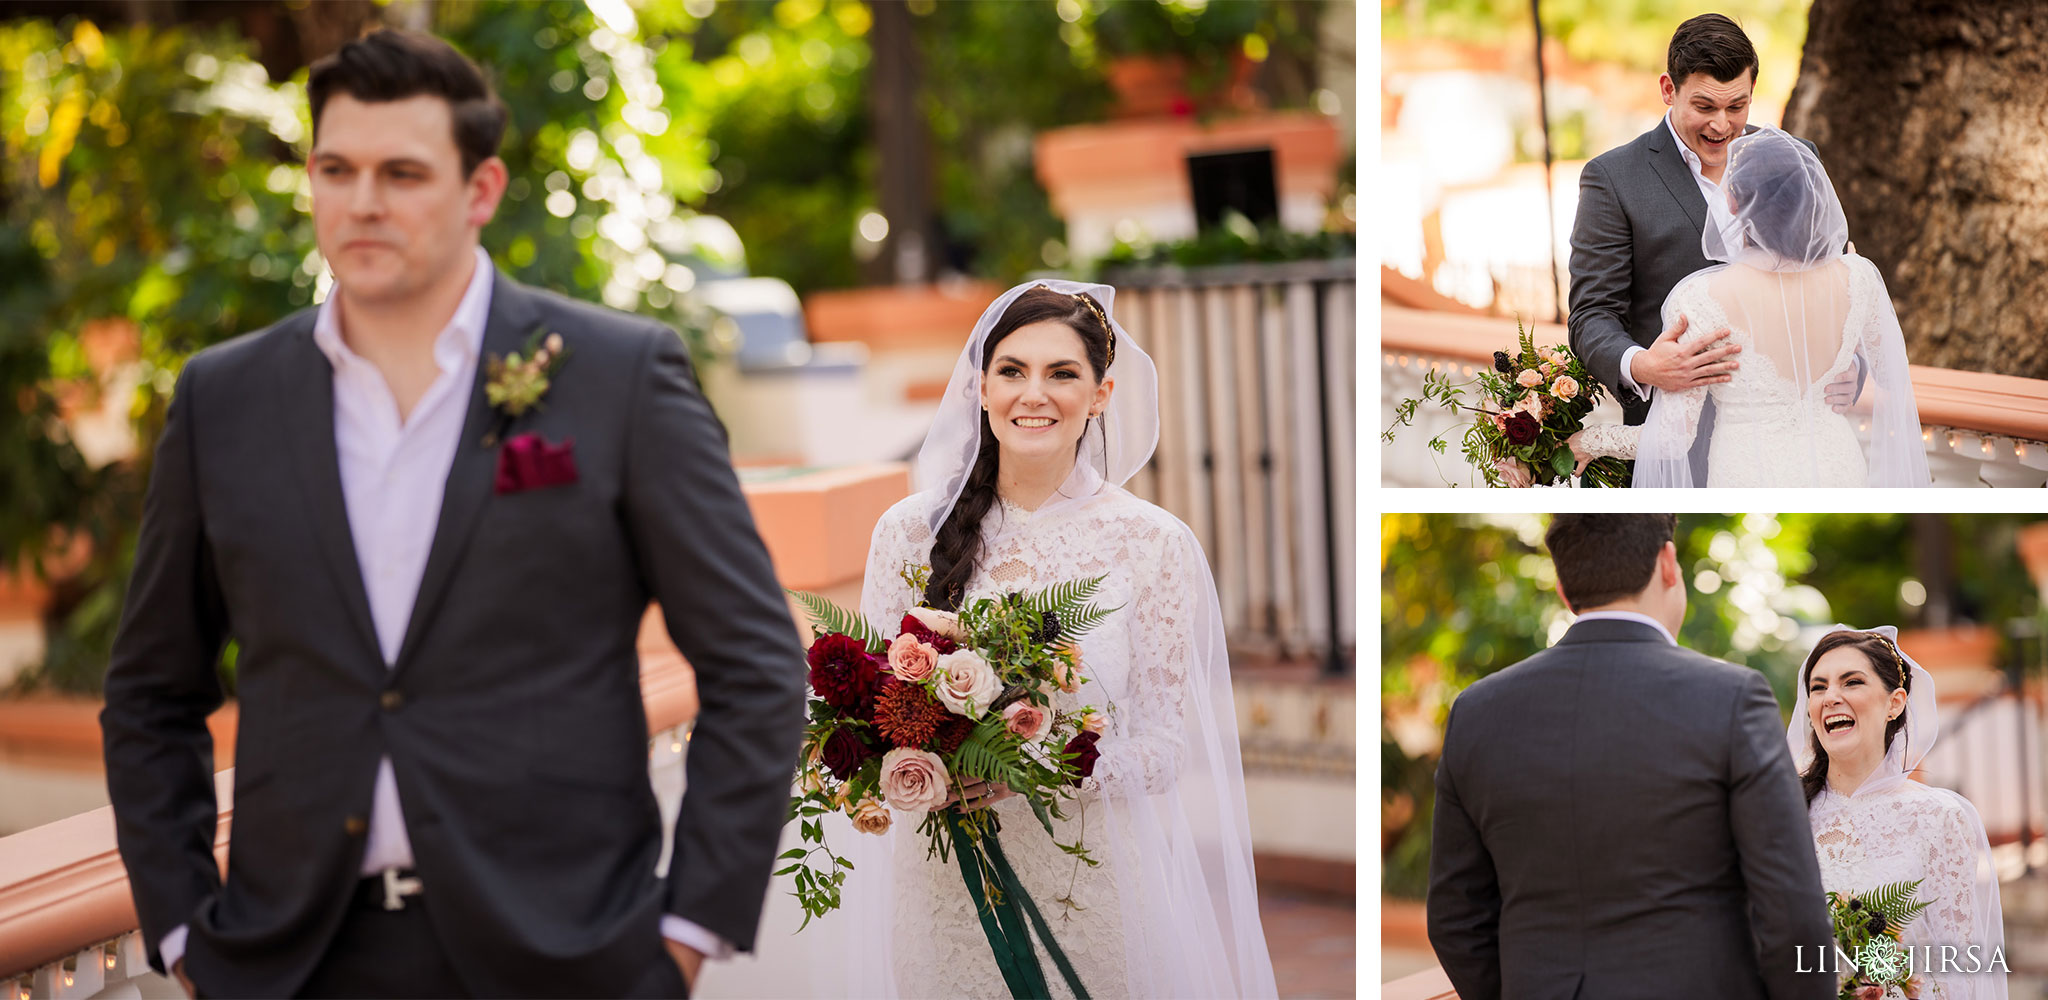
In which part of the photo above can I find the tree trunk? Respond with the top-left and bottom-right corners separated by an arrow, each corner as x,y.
1783,1 -> 2048,379
866,0 -> 938,285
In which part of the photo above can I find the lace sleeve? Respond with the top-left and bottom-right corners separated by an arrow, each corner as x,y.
1632,291 -> 1714,486
1574,423 -> 1639,460
860,499 -> 928,635
1917,796 -> 2005,1000
1081,522 -> 1198,800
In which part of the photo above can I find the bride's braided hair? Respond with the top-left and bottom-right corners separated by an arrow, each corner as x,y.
1797,630 -> 1911,804
924,287 -> 1114,612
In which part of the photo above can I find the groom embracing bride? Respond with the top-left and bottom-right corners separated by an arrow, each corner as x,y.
1427,514 -> 1835,999
100,30 -> 805,999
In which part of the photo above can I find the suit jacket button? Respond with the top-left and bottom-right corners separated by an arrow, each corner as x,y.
344,816 -> 367,836
380,690 -> 404,711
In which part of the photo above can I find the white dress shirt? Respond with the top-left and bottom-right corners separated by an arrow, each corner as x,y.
162,246 -> 727,973
1616,114 -> 1740,402
1569,608 -> 1678,646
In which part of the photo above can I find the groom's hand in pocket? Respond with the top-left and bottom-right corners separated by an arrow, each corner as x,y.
663,938 -> 703,994
1629,314 -> 1741,392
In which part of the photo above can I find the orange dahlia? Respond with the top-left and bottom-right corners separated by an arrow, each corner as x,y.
874,681 -> 950,749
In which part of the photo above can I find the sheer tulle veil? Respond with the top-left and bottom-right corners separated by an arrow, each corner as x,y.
821,279 -> 1275,998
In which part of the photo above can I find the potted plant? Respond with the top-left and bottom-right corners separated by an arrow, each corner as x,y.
1090,0 -> 1265,118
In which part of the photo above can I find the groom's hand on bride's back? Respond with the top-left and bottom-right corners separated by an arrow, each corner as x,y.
1629,314 -> 1742,392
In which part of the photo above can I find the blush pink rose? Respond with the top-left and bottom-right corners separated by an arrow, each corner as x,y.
1516,368 -> 1543,388
879,748 -> 949,812
1001,702 -> 1052,741
1553,375 -> 1580,400
934,650 -> 1002,718
887,633 -> 939,683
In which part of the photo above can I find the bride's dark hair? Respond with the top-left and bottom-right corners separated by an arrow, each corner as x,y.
1798,630 -> 1911,804
923,286 -> 1113,612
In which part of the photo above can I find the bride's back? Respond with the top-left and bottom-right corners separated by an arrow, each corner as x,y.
1701,259 -> 1857,398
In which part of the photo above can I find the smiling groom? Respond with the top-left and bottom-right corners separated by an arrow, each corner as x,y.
100,29 -> 805,999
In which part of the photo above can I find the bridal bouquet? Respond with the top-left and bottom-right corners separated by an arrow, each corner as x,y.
1383,320 -> 1630,487
1827,880 -> 1930,999
778,568 -> 1116,997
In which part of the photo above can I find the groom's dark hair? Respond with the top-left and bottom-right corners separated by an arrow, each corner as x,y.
308,29 -> 508,177
1545,514 -> 1677,612
1667,13 -> 1758,86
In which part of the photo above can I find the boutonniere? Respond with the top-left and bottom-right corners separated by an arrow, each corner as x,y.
481,326 -> 568,448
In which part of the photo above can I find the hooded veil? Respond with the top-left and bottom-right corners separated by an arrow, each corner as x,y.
1788,625 -> 2006,998
1634,127 -> 1929,487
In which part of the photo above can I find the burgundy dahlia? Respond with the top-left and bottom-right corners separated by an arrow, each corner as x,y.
807,633 -> 882,710
1063,730 -> 1102,786
1503,412 -> 1540,446
898,613 -> 959,654
932,715 -> 976,756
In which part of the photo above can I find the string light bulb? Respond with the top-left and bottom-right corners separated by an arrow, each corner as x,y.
1947,432 -> 1962,450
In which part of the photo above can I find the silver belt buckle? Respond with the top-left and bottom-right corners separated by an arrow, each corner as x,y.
380,868 -> 424,911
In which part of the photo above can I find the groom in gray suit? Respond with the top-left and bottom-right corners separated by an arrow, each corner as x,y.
1427,514 -> 1834,1000
1568,14 -> 1759,429
101,30 -> 804,998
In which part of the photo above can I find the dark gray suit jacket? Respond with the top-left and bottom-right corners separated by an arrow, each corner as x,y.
1426,618 -> 1834,1000
100,269 -> 807,997
1567,122 -> 1816,426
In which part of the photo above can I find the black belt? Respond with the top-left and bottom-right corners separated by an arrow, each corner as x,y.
352,868 -> 425,911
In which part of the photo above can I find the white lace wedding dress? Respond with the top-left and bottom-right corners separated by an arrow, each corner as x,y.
1574,258 -> 1892,486
854,486 -> 1271,998
1809,780 -> 2007,1000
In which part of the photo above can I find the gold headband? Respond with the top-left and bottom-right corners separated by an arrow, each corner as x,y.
1073,293 -> 1115,369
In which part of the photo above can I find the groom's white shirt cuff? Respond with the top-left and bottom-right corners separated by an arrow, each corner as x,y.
158,916 -> 733,972
662,916 -> 735,959
160,923 -> 189,973
1571,609 -> 1676,645
1618,345 -> 1652,401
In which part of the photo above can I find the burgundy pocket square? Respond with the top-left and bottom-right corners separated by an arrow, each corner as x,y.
495,432 -> 579,494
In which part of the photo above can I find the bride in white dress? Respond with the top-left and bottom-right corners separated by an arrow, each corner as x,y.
1569,127 -> 1929,487
839,279 -> 1276,998
1791,626 -> 2006,999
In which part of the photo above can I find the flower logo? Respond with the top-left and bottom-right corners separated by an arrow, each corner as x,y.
1856,938 -> 1904,981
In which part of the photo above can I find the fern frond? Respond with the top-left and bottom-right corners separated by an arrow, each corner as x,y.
1058,601 -> 1121,640
1029,577 -> 1104,619
789,589 -> 887,653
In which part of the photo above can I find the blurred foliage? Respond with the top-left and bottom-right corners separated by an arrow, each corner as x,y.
1381,0 -> 1810,78
0,11 -> 725,692
1097,211 -> 1357,271
1380,512 -> 2048,898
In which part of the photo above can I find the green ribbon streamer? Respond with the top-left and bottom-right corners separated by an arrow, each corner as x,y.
948,811 -> 1049,999
984,826 -> 1092,1000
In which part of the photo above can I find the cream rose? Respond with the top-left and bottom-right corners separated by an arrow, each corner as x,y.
849,797 -> 892,835
1553,375 -> 1580,400
1001,702 -> 1052,741
1516,368 -> 1543,388
935,650 -> 1003,718
879,748 -> 949,812
887,633 -> 940,683
905,607 -> 968,644
1080,711 -> 1107,735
